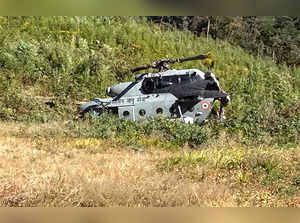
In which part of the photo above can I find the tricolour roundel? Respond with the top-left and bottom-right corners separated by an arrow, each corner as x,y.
200,101 -> 211,111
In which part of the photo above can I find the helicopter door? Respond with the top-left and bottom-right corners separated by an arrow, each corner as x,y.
118,106 -> 136,121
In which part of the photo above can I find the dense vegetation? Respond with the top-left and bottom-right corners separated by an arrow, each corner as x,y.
0,16 -> 298,146
148,16 -> 300,66
0,17 -> 299,206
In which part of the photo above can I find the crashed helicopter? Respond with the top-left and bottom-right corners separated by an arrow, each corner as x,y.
79,54 -> 230,124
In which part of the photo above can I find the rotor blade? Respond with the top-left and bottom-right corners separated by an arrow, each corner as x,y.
176,54 -> 209,63
131,64 -> 152,73
159,54 -> 209,65
131,54 -> 210,73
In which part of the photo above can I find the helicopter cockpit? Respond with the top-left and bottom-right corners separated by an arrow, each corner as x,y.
140,70 -> 222,97
141,71 -> 203,94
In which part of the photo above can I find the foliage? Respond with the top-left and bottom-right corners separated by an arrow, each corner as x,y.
148,16 -> 300,66
157,147 -> 300,198
1,120 -> 298,207
0,16 -> 299,146
64,114 -> 207,148
0,17 -> 299,207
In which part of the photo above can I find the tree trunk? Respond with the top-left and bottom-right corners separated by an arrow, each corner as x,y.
207,18 -> 210,41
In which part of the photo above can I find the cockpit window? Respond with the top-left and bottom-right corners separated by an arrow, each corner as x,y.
160,74 -> 199,86
142,73 -> 201,93
162,76 -> 178,84
178,75 -> 190,83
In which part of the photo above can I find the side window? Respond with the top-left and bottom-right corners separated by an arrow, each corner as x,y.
156,76 -> 178,89
142,78 -> 156,93
190,72 -> 200,81
178,75 -> 191,83
162,76 -> 178,84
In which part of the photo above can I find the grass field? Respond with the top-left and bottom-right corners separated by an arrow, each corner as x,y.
0,16 -> 299,207
0,121 -> 299,207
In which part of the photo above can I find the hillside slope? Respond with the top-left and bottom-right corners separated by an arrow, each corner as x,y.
0,16 -> 299,207
0,16 -> 299,144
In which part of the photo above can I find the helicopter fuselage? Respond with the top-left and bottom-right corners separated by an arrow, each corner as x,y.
80,68 -> 229,124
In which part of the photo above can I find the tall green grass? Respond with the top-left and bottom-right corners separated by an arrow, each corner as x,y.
0,16 -> 299,146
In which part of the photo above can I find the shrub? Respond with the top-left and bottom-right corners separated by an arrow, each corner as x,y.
0,16 -> 298,146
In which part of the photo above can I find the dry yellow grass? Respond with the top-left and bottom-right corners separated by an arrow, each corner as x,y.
0,122 -> 299,207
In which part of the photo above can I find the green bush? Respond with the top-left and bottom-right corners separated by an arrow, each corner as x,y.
67,115 -> 207,148
0,16 -> 298,146
0,88 -> 53,122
